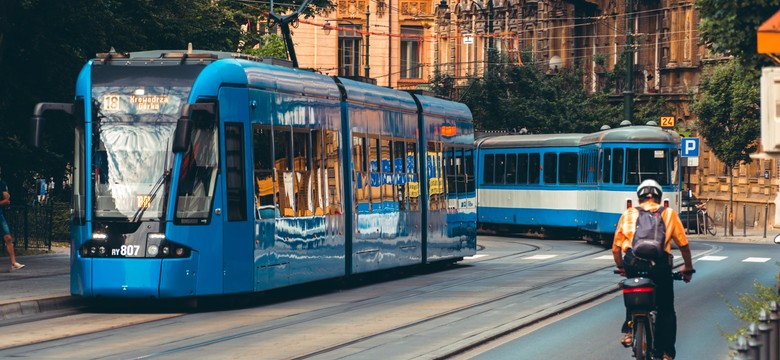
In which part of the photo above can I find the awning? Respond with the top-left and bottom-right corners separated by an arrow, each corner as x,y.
758,10 -> 780,60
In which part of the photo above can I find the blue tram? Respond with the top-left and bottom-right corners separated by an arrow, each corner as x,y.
475,126 -> 681,245
31,50 -> 476,298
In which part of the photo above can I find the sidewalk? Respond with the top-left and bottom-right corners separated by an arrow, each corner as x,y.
0,247 -> 77,321
687,225 -> 779,244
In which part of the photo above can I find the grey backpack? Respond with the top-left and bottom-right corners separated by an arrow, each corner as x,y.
632,206 -> 666,260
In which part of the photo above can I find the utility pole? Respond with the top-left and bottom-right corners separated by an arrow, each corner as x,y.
365,5 -> 371,78
623,0 -> 634,123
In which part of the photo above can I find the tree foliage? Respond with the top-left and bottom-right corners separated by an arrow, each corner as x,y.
460,54 -> 621,134
0,0 -> 334,194
691,61 -> 760,169
695,0 -> 780,68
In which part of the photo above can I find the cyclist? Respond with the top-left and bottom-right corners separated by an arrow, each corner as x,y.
612,179 -> 694,360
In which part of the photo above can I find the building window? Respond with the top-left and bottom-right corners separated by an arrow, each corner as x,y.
401,26 -> 423,79
339,25 -> 362,77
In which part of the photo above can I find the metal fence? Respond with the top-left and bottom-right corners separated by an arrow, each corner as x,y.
733,301 -> 780,360
1,204 -> 53,251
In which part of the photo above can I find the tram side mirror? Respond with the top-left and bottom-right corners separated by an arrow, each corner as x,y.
172,117 -> 192,153
173,103 -> 215,153
29,102 -> 75,148
774,233 -> 780,245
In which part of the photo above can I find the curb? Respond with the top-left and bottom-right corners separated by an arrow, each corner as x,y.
0,296 -> 81,322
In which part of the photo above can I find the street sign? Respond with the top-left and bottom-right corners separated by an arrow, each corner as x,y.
463,34 -> 473,44
686,157 -> 699,167
681,137 -> 700,157
660,115 -> 675,129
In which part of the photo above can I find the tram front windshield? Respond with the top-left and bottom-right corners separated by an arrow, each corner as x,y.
91,85 -> 188,220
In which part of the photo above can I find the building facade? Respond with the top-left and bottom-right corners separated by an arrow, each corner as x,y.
291,0 -> 780,230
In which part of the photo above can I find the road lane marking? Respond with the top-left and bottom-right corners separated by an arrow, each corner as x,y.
524,254 -> 558,260
594,255 -> 614,260
465,254 -> 488,259
743,257 -> 771,263
698,255 -> 727,261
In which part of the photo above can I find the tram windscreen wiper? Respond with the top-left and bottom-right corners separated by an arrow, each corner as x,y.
131,168 -> 170,223
132,145 -> 172,223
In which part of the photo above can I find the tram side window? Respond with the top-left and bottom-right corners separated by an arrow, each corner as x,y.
559,152 -> 578,184
353,135 -> 367,212
601,149 -> 612,184
495,154 -> 506,184
175,110 -> 219,222
275,129 -> 295,217
464,148 -> 475,193
225,123 -> 247,221
671,149 -> 680,185
369,137 -> 380,211
253,125 -> 276,219
312,129 -> 325,216
611,149 -> 624,184
394,140 -> 408,211
626,148 -> 669,185
325,130 -> 342,215
484,154 -> 495,184
380,139 -> 395,210
543,153 -> 557,184
529,153 -> 541,184
517,153 -> 529,184
406,141 -> 419,211
505,153 -> 517,184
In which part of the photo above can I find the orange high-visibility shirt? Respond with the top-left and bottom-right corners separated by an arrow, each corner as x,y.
613,201 -> 689,254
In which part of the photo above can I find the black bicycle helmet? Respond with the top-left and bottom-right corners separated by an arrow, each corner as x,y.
636,179 -> 662,203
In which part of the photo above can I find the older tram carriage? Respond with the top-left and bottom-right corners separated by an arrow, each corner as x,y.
31,50 -> 476,299
475,126 -> 681,246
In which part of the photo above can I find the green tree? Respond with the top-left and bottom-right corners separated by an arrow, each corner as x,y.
461,55 -> 620,134
695,0 -> 780,68
0,0 -> 334,194
242,34 -> 289,59
690,60 -> 760,235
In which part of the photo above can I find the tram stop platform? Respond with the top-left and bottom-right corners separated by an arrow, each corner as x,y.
0,228 -> 777,322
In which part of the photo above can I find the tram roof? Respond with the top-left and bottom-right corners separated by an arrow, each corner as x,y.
412,93 -> 473,122
476,133 -> 586,149
337,77 -> 419,112
580,126 -> 680,145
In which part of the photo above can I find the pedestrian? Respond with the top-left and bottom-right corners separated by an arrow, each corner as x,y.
0,166 -> 24,271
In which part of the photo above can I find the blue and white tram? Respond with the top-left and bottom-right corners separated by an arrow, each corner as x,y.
475,126 -> 680,245
31,50 -> 476,299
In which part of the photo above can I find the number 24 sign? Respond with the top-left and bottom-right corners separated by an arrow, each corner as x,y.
660,115 -> 675,129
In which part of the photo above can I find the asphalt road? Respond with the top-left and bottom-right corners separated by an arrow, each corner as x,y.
468,241 -> 778,360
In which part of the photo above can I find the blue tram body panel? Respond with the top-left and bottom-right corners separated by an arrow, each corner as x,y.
51,49 -> 475,300
475,127 -> 680,241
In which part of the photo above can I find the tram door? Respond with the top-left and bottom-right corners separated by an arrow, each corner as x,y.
221,118 -> 254,293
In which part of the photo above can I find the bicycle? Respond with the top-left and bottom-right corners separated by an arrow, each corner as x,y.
617,268 -> 694,359
695,200 -> 716,236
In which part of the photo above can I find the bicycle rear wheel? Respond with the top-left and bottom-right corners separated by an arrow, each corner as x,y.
706,215 -> 716,236
633,318 -> 651,360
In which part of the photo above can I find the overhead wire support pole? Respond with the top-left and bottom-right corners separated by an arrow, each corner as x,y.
365,5 -> 371,78
623,0 -> 634,123
268,0 -> 313,68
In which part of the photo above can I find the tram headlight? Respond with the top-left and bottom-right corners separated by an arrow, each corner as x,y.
162,246 -> 170,256
175,247 -> 185,257
147,245 -> 159,257
92,233 -> 108,240
98,246 -> 106,255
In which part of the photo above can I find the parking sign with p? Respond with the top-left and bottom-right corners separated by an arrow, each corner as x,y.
682,137 -> 699,157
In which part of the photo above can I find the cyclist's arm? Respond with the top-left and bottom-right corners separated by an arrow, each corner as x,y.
612,213 -> 629,272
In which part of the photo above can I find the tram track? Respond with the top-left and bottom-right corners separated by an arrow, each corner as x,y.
126,241 -> 614,359
1,240 -> 720,359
